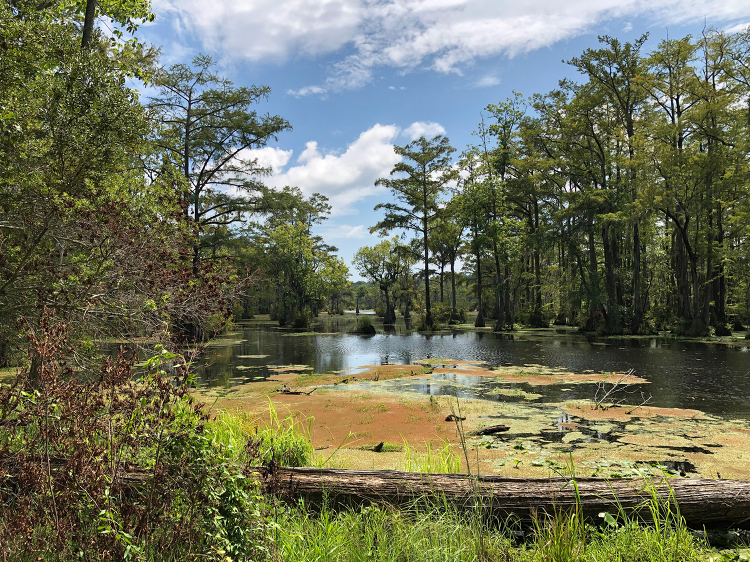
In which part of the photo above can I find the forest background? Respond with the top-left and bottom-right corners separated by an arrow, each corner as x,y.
1,0 -> 750,367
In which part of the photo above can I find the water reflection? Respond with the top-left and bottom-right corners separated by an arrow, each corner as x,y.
195,317 -> 750,418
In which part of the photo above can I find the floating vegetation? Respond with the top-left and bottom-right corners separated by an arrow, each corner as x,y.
491,364 -> 650,386
270,365 -> 314,373
205,339 -> 246,347
235,354 -> 269,359
415,358 -> 487,367
485,388 -> 542,400
191,346 -> 750,480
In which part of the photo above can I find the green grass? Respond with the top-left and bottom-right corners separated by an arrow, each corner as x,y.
272,496 -> 711,562
402,439 -> 461,473
209,402 -> 314,467
274,501 -> 516,562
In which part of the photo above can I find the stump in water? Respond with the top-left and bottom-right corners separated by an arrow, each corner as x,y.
472,424 -> 510,435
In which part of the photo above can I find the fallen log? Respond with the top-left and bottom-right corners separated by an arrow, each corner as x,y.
256,466 -> 750,528
1,455 -> 153,490
472,424 -> 510,435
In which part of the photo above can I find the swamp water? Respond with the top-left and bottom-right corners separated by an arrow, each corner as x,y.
195,316 -> 750,478
198,317 -> 750,417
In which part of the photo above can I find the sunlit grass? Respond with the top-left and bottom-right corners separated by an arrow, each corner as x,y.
209,402 -> 314,467
402,439 -> 461,474
273,496 -> 710,562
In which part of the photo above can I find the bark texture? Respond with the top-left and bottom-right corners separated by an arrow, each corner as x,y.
259,467 -> 750,528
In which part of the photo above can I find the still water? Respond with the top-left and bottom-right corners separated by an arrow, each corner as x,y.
196,317 -> 750,418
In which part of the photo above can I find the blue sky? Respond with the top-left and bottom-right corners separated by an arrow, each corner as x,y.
139,0 -> 750,279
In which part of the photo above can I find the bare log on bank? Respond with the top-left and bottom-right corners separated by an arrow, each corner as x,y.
257,466 -> 750,528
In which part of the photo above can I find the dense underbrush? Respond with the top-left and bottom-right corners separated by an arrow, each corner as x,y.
0,319 -> 270,561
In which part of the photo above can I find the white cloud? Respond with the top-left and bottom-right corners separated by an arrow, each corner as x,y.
623,21 -> 633,32
261,124 -> 402,216
725,21 -> 750,33
252,121 -> 446,215
156,0 -> 750,94
287,85 -> 328,97
155,0 -> 361,63
402,121 -> 447,140
243,146 -> 293,172
474,74 -> 501,88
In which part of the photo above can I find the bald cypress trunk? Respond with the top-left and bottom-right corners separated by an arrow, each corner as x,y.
81,0 -> 96,48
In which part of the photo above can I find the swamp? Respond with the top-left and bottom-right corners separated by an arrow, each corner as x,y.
195,315 -> 750,481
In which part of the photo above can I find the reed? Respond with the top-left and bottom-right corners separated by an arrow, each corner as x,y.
402,439 -> 461,474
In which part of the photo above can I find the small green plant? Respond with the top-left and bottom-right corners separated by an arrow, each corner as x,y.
402,439 -> 461,473
531,504 -> 587,561
357,316 -> 376,334
247,402 -> 314,467
428,394 -> 440,411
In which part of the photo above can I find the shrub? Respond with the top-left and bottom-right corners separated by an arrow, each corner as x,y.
0,315 -> 272,561
354,317 -> 376,335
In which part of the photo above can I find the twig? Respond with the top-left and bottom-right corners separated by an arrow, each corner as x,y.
626,391 -> 653,415
594,368 -> 639,410
448,395 -> 471,476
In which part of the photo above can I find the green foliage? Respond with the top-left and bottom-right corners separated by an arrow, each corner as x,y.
354,316 -> 376,335
242,187 -> 348,328
0,323 -> 272,561
211,403 -> 314,468
354,237 -> 411,324
0,3 -> 180,363
149,55 -> 292,276
373,135 -> 458,327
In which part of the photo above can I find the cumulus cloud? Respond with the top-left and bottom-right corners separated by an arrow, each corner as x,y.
244,121 -> 446,215
402,121 -> 446,140
244,146 -> 293,171
155,0 -> 750,94
252,124 -> 402,216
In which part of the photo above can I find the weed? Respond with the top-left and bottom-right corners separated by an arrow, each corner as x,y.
245,402 -> 315,467
402,440 -> 461,473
